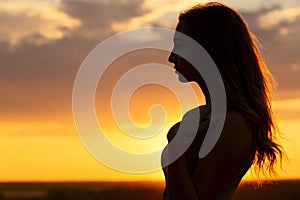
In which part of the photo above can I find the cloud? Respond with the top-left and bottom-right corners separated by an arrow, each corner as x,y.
0,35 -> 98,121
59,0 -> 146,38
111,1 -> 177,30
0,0 -> 58,13
237,7 -> 300,92
111,0 -> 205,30
258,7 -> 300,29
0,0 -> 147,47
0,1 -> 80,47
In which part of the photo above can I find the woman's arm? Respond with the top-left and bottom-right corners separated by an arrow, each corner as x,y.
166,123 -> 199,200
165,106 -> 211,200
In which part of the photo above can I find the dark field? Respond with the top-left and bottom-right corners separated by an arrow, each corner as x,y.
0,180 -> 299,200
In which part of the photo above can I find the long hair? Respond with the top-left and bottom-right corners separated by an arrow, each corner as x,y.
179,2 -> 284,177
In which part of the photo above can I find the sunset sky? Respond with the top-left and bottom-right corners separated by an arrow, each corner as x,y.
1,0 -> 300,182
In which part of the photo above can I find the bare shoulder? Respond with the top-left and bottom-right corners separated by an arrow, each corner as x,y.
224,110 -> 253,140
213,109 -> 254,157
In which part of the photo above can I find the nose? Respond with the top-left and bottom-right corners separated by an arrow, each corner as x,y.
168,52 -> 176,65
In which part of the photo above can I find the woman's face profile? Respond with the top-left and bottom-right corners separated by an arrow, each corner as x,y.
168,21 -> 201,83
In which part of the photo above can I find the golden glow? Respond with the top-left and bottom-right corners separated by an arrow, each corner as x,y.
0,132 -> 164,182
273,98 -> 300,120
0,121 -> 73,137
0,101 -> 299,182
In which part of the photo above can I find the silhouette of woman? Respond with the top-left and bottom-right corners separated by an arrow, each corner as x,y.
162,2 -> 284,200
